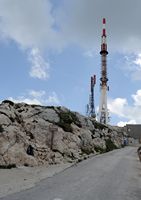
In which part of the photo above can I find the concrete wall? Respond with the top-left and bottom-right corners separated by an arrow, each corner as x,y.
125,124 -> 141,141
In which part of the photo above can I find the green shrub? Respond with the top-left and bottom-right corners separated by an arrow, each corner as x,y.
0,164 -> 16,169
60,112 -> 73,123
2,100 -> 14,106
57,121 -> 73,132
105,139 -> 117,152
81,147 -> 93,155
94,146 -> 106,154
60,111 -> 80,125
57,111 -> 81,132
94,121 -> 106,130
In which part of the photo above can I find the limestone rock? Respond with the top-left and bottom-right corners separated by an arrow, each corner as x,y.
0,100 -> 126,167
38,108 -> 60,123
92,138 -> 106,149
75,113 -> 94,130
0,114 -> 11,125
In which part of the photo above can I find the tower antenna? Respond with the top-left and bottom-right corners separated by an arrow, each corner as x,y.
86,75 -> 96,118
98,18 -> 109,124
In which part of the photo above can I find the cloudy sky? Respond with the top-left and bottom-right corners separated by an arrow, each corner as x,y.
0,0 -> 141,126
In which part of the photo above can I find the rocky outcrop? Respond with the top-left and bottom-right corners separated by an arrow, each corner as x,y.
0,100 -> 127,167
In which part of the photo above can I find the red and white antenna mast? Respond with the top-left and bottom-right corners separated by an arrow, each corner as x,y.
98,18 -> 109,124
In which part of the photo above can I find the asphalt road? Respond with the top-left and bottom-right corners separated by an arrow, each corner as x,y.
1,147 -> 141,200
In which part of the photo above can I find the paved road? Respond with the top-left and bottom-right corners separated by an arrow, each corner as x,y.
1,147 -> 141,200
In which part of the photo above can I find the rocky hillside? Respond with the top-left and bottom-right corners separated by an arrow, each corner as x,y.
0,100 -> 126,167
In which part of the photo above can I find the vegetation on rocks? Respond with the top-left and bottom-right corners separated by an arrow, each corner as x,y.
94,146 -> 106,154
105,139 -> 118,152
0,164 -> 16,169
81,146 -> 94,155
94,121 -> 107,130
57,110 -> 81,132
2,100 -> 14,106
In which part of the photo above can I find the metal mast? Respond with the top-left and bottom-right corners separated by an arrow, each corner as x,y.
86,75 -> 96,118
98,18 -> 109,124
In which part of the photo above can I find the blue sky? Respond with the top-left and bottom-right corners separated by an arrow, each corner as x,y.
0,0 -> 141,126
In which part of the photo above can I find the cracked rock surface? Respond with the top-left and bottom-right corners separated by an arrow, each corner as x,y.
0,100 -> 127,167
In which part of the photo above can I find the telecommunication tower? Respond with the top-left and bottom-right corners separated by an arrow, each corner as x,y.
98,18 -> 109,124
86,75 -> 96,118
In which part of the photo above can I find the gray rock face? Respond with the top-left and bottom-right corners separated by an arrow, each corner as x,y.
38,108 -> 60,123
0,100 -> 126,167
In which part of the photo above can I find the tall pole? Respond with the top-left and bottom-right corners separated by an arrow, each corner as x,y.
98,18 -> 109,124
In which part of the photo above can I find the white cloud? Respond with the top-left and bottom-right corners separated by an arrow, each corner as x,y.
108,89 -> 141,125
117,120 -> 136,127
29,48 -> 50,80
29,90 -> 46,98
0,0 -> 63,80
83,49 -> 95,58
0,0 -> 59,48
1,0 -> 141,53
2,0 -> 141,82
8,90 -> 60,106
132,54 -> 141,80
134,54 -> 141,66
58,0 -> 141,52
46,92 -> 60,105
108,98 -> 127,117
132,90 -> 141,106
120,54 -> 141,81
9,97 -> 42,105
